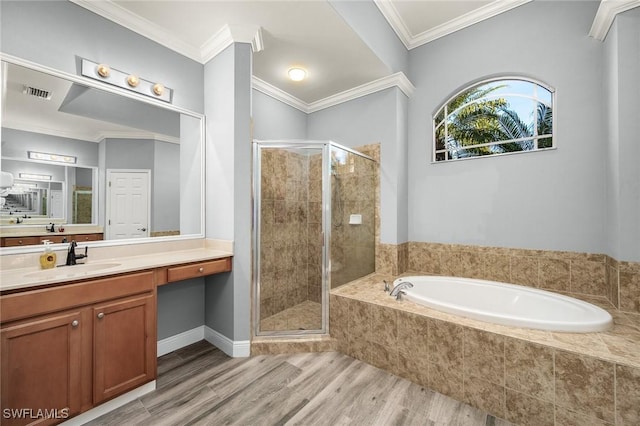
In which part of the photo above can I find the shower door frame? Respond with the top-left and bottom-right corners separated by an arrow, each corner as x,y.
252,141 -> 331,337
252,140 -> 376,337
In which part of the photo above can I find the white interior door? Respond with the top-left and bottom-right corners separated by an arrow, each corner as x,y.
50,190 -> 63,218
106,170 -> 150,240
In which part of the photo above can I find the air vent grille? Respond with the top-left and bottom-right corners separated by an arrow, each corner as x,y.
23,85 -> 52,100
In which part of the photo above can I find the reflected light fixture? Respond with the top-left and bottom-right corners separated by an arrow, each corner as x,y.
19,173 -> 52,181
288,67 -> 307,82
28,151 -> 77,164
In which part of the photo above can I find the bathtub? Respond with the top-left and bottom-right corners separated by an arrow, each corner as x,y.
394,276 -> 613,333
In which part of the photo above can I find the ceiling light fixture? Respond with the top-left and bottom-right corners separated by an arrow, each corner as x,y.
19,173 -> 52,181
28,151 -> 77,164
288,67 -> 307,82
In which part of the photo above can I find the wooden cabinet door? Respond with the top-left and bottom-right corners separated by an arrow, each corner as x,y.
1,311 -> 83,426
92,293 -> 156,404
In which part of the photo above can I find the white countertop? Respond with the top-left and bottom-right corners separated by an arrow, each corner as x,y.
0,239 -> 233,292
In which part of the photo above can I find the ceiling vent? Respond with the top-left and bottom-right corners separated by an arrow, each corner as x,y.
23,85 -> 52,100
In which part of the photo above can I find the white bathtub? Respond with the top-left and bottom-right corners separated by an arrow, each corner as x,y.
394,276 -> 613,333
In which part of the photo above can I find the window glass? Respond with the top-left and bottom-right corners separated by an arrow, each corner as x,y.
433,78 -> 554,162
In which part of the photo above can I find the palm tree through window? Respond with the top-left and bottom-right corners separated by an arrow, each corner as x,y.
433,78 -> 554,162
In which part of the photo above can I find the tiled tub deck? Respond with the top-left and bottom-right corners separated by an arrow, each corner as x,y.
330,273 -> 640,426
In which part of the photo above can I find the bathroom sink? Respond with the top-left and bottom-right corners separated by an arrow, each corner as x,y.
25,263 -> 122,280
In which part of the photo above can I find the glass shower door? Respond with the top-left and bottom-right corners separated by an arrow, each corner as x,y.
254,143 -> 327,335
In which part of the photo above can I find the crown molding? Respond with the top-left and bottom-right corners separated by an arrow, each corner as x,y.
308,72 -> 414,113
589,0 -> 640,41
252,77 -> 309,113
253,72 -> 415,114
70,0 -> 264,64
96,132 -> 181,145
69,0 -> 202,62
373,0 -> 412,49
375,0 -> 532,50
201,25 -> 264,64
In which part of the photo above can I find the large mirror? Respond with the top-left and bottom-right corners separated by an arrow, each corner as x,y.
0,59 -> 204,250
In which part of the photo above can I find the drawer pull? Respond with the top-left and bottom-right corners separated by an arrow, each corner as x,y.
97,312 -> 105,319
198,267 -> 204,273
71,320 -> 79,328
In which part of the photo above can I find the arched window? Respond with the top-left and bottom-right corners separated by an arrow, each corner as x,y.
433,77 -> 554,162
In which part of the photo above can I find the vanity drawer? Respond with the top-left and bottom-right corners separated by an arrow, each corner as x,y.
166,258 -> 231,282
1,236 -> 41,247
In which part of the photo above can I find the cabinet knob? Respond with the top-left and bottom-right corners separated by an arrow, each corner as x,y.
198,267 -> 204,273
97,312 -> 105,319
71,320 -> 79,328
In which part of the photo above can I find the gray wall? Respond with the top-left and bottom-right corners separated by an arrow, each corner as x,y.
604,9 -> 640,262
204,43 -> 253,343
0,0 -> 203,113
0,0 -> 207,341
1,128 -> 99,168
328,0 -> 408,74
157,279 -> 205,340
252,90 -> 307,140
407,1 -> 606,254
153,141 -> 180,233
307,88 -> 408,244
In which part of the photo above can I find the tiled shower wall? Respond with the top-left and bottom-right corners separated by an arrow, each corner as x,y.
375,241 -> 640,313
308,144 -> 379,296
260,149 -> 311,318
328,145 -> 377,290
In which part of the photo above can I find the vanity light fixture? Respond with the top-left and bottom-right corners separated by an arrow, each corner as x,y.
81,58 -> 173,103
19,173 -> 51,181
288,67 -> 307,82
28,151 -> 77,164
13,182 -> 37,189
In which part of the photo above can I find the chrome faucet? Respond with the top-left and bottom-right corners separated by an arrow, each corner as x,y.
390,281 -> 413,299
65,241 -> 88,266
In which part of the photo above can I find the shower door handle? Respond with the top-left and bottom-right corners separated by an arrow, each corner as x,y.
320,231 -> 325,247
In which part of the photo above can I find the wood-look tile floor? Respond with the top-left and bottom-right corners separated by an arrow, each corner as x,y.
87,341 -> 513,426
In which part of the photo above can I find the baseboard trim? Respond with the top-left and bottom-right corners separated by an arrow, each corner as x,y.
157,326 -> 205,357
60,381 -> 155,425
204,325 -> 250,358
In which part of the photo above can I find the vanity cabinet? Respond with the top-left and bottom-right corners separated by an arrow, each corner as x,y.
0,310 -> 83,426
0,272 -> 156,423
93,293 -> 155,404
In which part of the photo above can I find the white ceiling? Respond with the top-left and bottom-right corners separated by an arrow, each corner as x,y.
72,0 -> 538,106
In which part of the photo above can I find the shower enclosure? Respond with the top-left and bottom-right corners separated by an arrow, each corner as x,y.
253,140 -> 377,336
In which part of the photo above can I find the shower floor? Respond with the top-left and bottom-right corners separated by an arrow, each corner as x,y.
260,300 -> 322,332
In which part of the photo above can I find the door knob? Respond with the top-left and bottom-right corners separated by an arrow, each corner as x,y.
97,312 -> 104,319
71,320 -> 79,328
138,228 -> 147,232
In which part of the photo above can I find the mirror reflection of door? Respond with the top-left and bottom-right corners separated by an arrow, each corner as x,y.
106,170 -> 150,240
50,190 -> 63,218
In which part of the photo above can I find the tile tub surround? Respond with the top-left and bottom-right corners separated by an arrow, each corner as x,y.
330,273 -> 640,426
402,242 -> 640,314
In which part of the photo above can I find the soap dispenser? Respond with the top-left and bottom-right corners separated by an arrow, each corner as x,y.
39,240 -> 57,269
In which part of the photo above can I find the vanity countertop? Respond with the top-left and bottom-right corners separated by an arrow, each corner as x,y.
0,240 -> 233,293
